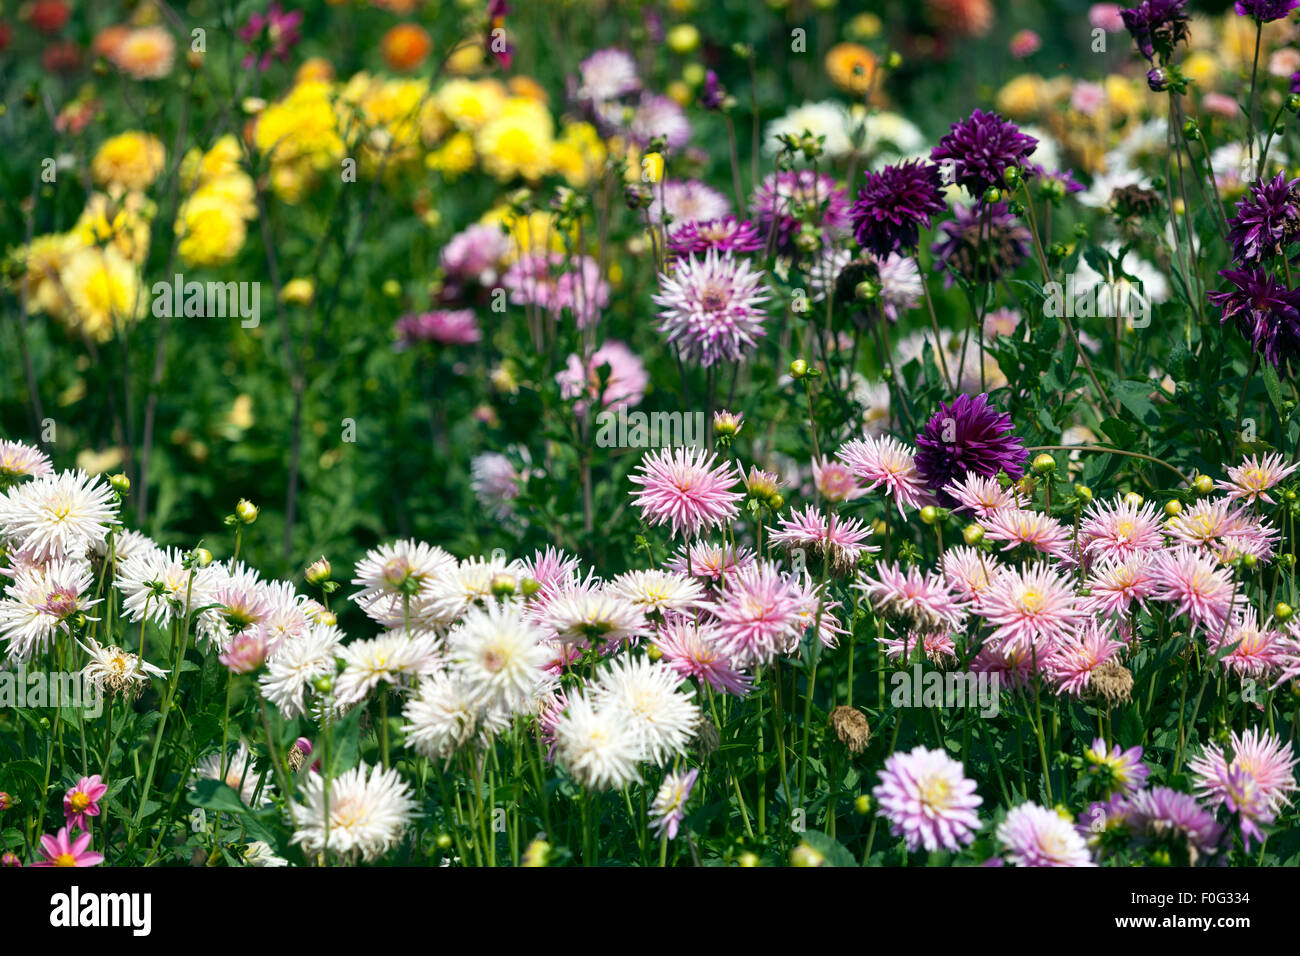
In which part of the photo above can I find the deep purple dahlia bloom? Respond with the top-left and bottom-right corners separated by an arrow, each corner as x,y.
1227,171 -> 1300,265
1119,0 -> 1190,63
1208,267 -> 1300,369
850,160 -> 948,258
913,393 -> 1027,504
1234,0 -> 1300,22
930,109 -> 1038,197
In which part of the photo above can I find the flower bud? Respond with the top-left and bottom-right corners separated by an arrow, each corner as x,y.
1192,474 -> 1215,495
854,794 -> 871,815
737,851 -> 760,867
235,498 -> 259,523
491,572 -> 517,596
1031,453 -> 1056,476
305,557 -> 332,586
962,523 -> 985,546
1276,602 -> 1294,623
854,279 -> 880,302
1146,67 -> 1169,92
920,505 -> 938,525
1288,93 -> 1300,113
1163,500 -> 1182,517
982,186 -> 1002,204
193,547 -> 213,567
109,473 -> 131,494
1074,484 -> 1092,504
1123,492 -> 1143,508
789,359 -> 809,379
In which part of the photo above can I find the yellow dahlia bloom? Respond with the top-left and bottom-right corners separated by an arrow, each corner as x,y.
550,121 -> 606,189
338,73 -> 443,170
254,81 -> 345,203
12,233 -> 77,319
825,43 -> 878,96
92,132 -> 165,195
436,78 -> 508,132
176,190 -> 249,267
995,75 -> 1044,120
481,206 -> 572,261
57,246 -> 146,341
426,130 -> 477,178
72,192 -> 154,265
475,97 -> 555,181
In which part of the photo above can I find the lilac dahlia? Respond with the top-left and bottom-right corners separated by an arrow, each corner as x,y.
667,217 -> 764,258
913,393 -> 1026,503
653,250 -> 770,367
872,745 -> 983,853
930,201 -> 1032,286
850,160 -> 948,258
996,803 -> 1095,866
751,170 -> 851,253
930,109 -> 1037,197
1126,786 -> 1224,863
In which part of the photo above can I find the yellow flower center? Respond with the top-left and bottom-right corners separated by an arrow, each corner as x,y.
1020,590 -> 1044,613
54,853 -> 78,867
70,792 -> 91,812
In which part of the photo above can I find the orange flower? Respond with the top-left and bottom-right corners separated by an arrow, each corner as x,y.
93,25 -> 130,59
825,43 -> 877,96
925,0 -> 994,37
296,56 -> 335,84
381,23 -> 431,73
109,26 -> 175,80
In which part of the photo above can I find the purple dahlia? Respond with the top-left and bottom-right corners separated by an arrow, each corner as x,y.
1119,0 -> 1190,63
1227,171 -> 1300,265
914,393 -> 1027,504
1234,0 -> 1300,22
850,159 -> 948,258
751,169 -> 851,253
667,216 -> 764,259
1208,267 -> 1300,369
930,109 -> 1038,197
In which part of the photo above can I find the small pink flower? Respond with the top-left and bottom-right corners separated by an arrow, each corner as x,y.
1216,452 -> 1298,505
1088,3 -> 1125,32
63,774 -> 108,831
1010,29 -> 1041,58
32,826 -> 104,867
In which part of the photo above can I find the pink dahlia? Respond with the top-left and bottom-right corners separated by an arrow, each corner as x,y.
941,545 -> 1004,608
1047,621 -> 1125,697
767,505 -> 877,574
872,745 -> 983,853
942,472 -> 1023,519
1079,495 -> 1164,562
556,340 -> 648,413
654,619 -> 752,696
629,446 -> 743,539
1082,554 -> 1155,619
32,826 -> 103,867
1189,728 -> 1297,849
709,560 -> 806,666
978,563 -> 1083,654
1216,452 -> 1298,504
835,435 -> 932,516
1148,546 -> 1238,635
855,561 -> 968,631
62,774 -> 108,831
980,508 -> 1073,561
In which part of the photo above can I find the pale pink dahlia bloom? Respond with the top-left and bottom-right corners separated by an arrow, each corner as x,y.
872,745 -> 983,853
1148,546 -> 1238,635
710,560 -> 807,666
1079,495 -> 1164,562
978,564 -> 1083,654
835,435 -> 931,516
856,561 -> 967,631
1216,452 -> 1298,505
629,446 -> 743,539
